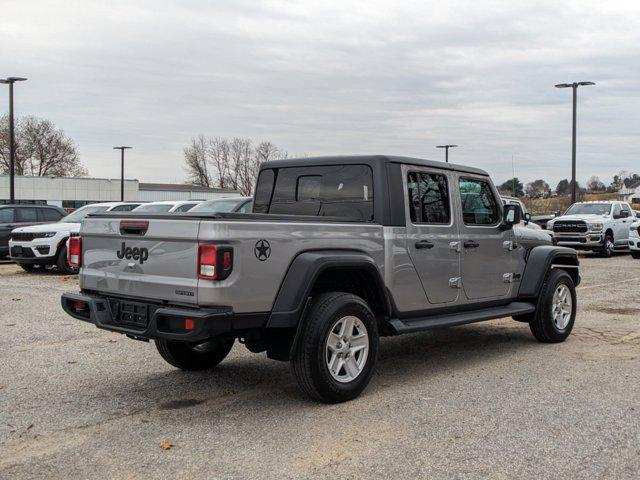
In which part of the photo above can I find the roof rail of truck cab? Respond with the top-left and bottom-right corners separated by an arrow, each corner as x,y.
260,155 -> 489,176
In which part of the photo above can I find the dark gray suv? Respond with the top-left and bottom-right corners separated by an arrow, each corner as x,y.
0,204 -> 67,258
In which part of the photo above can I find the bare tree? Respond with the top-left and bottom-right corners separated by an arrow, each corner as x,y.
208,137 -> 232,189
586,175 -> 605,193
0,115 -> 87,177
184,135 -> 287,195
184,134 -> 211,186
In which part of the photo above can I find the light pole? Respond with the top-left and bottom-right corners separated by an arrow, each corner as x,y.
436,144 -> 457,163
555,81 -> 595,204
113,146 -> 132,201
1,77 -> 28,203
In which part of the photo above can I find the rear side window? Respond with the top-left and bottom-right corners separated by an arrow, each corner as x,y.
459,178 -> 499,225
39,208 -> 65,222
407,172 -> 450,224
16,208 -> 38,222
253,169 -> 276,214
0,208 -> 14,223
255,165 -> 373,221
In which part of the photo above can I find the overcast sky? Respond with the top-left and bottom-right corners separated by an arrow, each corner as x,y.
1,0 -> 639,187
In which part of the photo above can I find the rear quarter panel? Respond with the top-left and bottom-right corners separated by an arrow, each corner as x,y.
197,220 -> 384,313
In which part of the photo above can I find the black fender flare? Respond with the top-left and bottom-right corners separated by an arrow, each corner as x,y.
266,250 -> 389,329
518,245 -> 580,298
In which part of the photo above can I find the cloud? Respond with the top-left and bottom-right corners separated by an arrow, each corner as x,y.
1,0 -> 638,186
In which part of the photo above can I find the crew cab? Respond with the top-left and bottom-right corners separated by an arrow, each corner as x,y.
10,202 -> 141,273
547,200 -> 635,257
61,155 -> 580,402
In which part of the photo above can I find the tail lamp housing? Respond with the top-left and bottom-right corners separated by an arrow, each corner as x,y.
197,244 -> 233,280
68,236 -> 82,268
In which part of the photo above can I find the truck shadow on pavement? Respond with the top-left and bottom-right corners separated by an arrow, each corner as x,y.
89,321 -> 539,413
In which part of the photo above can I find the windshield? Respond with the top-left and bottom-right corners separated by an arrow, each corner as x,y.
189,200 -> 241,213
564,203 -> 611,216
61,205 -> 110,222
132,204 -> 174,213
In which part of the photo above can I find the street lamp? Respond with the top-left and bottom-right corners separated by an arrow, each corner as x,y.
113,146 -> 132,201
436,144 -> 458,163
1,77 -> 28,203
555,81 -> 595,203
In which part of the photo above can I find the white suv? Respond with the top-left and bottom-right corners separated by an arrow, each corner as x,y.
547,201 -> 635,257
9,202 -> 140,273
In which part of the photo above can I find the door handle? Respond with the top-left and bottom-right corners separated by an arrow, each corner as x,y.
415,240 -> 435,249
463,240 -> 480,249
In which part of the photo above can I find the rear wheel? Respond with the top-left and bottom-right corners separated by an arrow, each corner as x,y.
599,234 -> 614,258
56,245 -> 78,274
290,292 -> 379,403
155,338 -> 234,371
529,269 -> 576,343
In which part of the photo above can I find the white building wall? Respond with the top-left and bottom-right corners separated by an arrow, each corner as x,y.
0,175 -> 139,203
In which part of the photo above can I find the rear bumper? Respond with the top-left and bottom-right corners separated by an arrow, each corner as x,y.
61,292 -> 266,341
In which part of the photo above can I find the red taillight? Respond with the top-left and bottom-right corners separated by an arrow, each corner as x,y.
185,318 -> 195,331
197,244 -> 233,280
68,237 -> 82,268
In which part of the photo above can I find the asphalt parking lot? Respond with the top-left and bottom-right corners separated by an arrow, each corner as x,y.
0,255 -> 639,479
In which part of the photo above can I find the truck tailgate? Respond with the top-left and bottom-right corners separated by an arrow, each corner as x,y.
80,216 -> 200,305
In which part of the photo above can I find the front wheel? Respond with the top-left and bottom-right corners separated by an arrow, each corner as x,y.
631,251 -> 640,259
599,234 -> 615,258
155,338 -> 234,371
56,245 -> 78,274
290,292 -> 379,403
529,269 -> 577,343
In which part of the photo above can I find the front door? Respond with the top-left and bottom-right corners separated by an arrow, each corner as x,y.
404,167 -> 460,304
457,176 -> 515,300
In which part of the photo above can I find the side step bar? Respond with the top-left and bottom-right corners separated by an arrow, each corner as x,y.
388,301 -> 536,335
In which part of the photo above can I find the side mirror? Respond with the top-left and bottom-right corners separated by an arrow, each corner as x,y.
501,204 -> 521,229
620,210 -> 630,219
523,212 -> 531,224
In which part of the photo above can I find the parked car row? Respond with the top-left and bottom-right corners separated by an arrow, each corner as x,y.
2,197 -> 253,273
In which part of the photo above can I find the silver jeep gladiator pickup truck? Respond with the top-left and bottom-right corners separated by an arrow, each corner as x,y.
61,155 -> 580,403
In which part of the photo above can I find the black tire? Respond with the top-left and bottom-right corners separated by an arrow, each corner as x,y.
631,251 -> 640,260
599,234 -> 614,258
56,244 -> 78,274
155,338 -> 234,371
529,269 -> 576,343
290,292 -> 379,403
19,263 -> 38,272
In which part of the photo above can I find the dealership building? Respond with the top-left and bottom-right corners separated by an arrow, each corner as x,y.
0,175 -> 239,208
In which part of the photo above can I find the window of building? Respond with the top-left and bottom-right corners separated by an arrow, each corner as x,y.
459,178 -> 499,225
407,172 -> 450,224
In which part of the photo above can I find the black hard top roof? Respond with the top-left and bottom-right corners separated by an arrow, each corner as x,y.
261,154 -> 489,176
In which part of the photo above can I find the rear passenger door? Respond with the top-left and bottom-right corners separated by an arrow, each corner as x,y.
404,167 -> 460,304
457,176 -> 515,300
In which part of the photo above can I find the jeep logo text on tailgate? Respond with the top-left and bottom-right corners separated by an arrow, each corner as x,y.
116,242 -> 149,264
